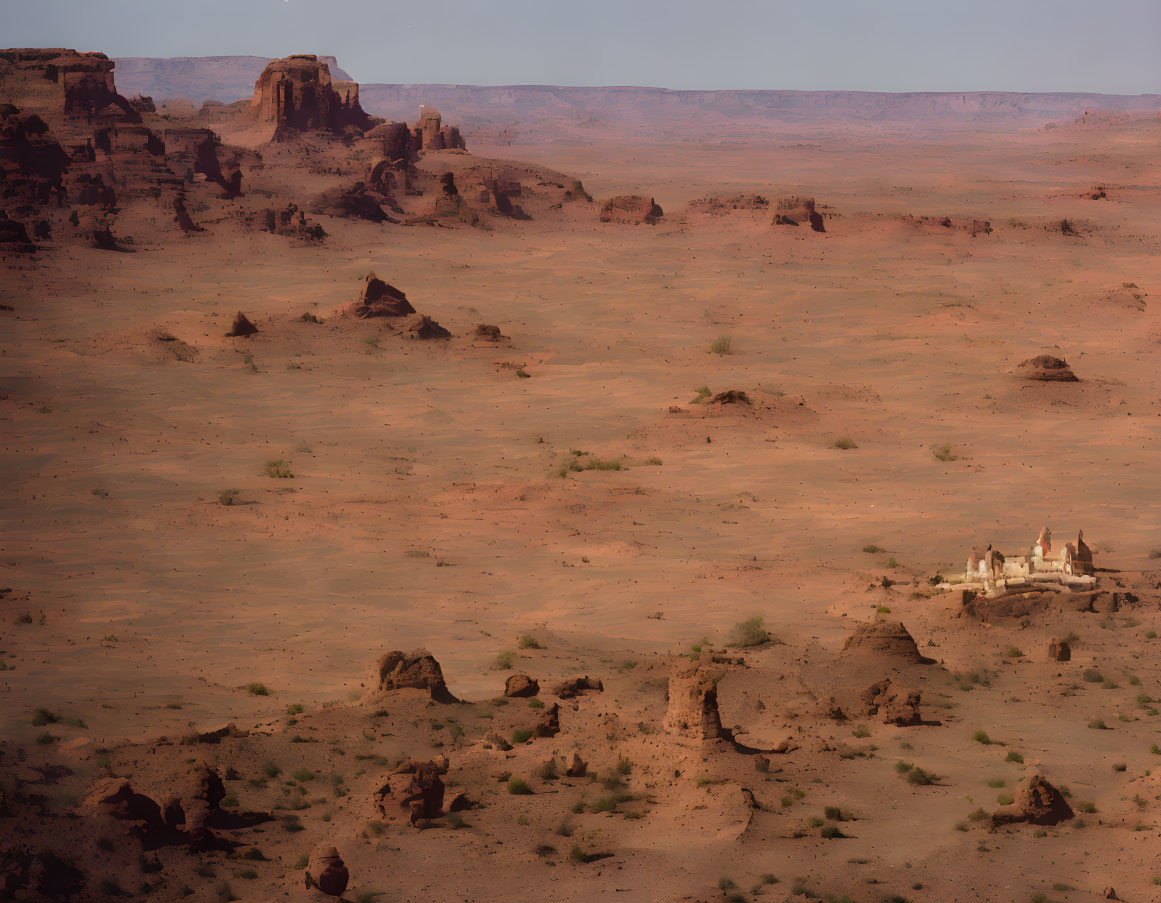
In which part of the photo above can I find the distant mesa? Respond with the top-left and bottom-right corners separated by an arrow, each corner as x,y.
1015,354 -> 1078,382
600,194 -> 663,225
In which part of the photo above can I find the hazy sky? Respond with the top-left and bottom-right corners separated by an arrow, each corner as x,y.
5,0 -> 1160,93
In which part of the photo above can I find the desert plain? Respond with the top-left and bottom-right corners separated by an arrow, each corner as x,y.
1,48 -> 1161,903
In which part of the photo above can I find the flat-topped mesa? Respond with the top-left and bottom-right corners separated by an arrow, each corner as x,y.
0,48 -> 139,124
250,54 -> 373,139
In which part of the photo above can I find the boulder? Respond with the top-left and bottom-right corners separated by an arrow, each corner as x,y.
402,314 -> 451,340
554,676 -> 603,699
1015,355 -> 1078,382
349,273 -> 415,318
709,390 -> 751,405
992,774 -> 1074,827
599,195 -> 663,225
376,649 -> 458,703
1048,640 -> 1071,662
504,674 -> 539,698
474,323 -> 507,341
533,703 -> 560,738
304,844 -> 349,896
860,678 -> 922,726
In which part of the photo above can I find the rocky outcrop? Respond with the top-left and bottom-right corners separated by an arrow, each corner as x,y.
773,196 -> 825,232
348,273 -> 415,318
1048,639 -> 1071,661
402,314 -> 451,340
600,195 -> 663,225
1015,355 -> 1078,382
665,661 -> 728,741
376,649 -> 457,702
163,127 -> 243,197
304,845 -> 349,896
261,203 -> 326,241
0,49 -> 139,123
860,678 -> 922,725
377,760 -> 446,824
250,54 -> 373,139
840,620 -> 929,665
504,674 -> 539,698
226,311 -> 258,337
992,774 -> 1074,827
555,676 -> 604,699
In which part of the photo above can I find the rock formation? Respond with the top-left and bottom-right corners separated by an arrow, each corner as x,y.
250,54 -> 372,140
375,649 -> 457,702
0,49 -> 139,123
665,660 -> 728,741
377,760 -> 446,824
504,674 -> 539,697
773,196 -> 825,232
474,323 -> 507,342
304,845 -> 349,896
840,620 -> 929,665
860,678 -> 923,725
991,774 -> 1074,827
402,314 -> 451,340
1048,639 -> 1071,661
348,273 -> 416,318
1015,355 -> 1078,382
600,195 -> 663,225
554,676 -> 603,699
226,311 -> 258,337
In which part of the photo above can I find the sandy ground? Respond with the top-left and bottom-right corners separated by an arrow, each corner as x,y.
2,110 -> 1161,902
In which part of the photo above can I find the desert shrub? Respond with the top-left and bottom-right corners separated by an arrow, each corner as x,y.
262,762 -> 281,779
218,489 -> 240,506
727,616 -> 769,647
584,456 -> 624,471
862,544 -> 884,554
511,729 -> 533,744
493,651 -> 515,670
518,635 -> 541,650
246,683 -> 270,696
852,724 -> 871,739
264,459 -> 293,479
1004,647 -> 1024,658
535,759 -> 559,781
291,769 -> 315,782
973,730 -> 992,745
821,824 -> 844,839
1082,668 -> 1104,683
709,336 -> 732,355
833,437 -> 858,450
507,777 -> 532,795
1005,751 -> 1024,763
931,443 -> 958,462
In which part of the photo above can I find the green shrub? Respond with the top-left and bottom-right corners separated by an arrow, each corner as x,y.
931,443 -> 958,462
833,437 -> 858,450
511,729 -> 533,744
264,459 -> 293,479
709,336 -> 732,355
219,489 -> 240,506
727,616 -> 769,647
493,651 -> 516,670
1082,669 -> 1104,683
1006,751 -> 1024,764
973,730 -> 992,745
246,682 -> 271,696
507,777 -> 532,795
862,544 -> 884,554
291,769 -> 315,782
